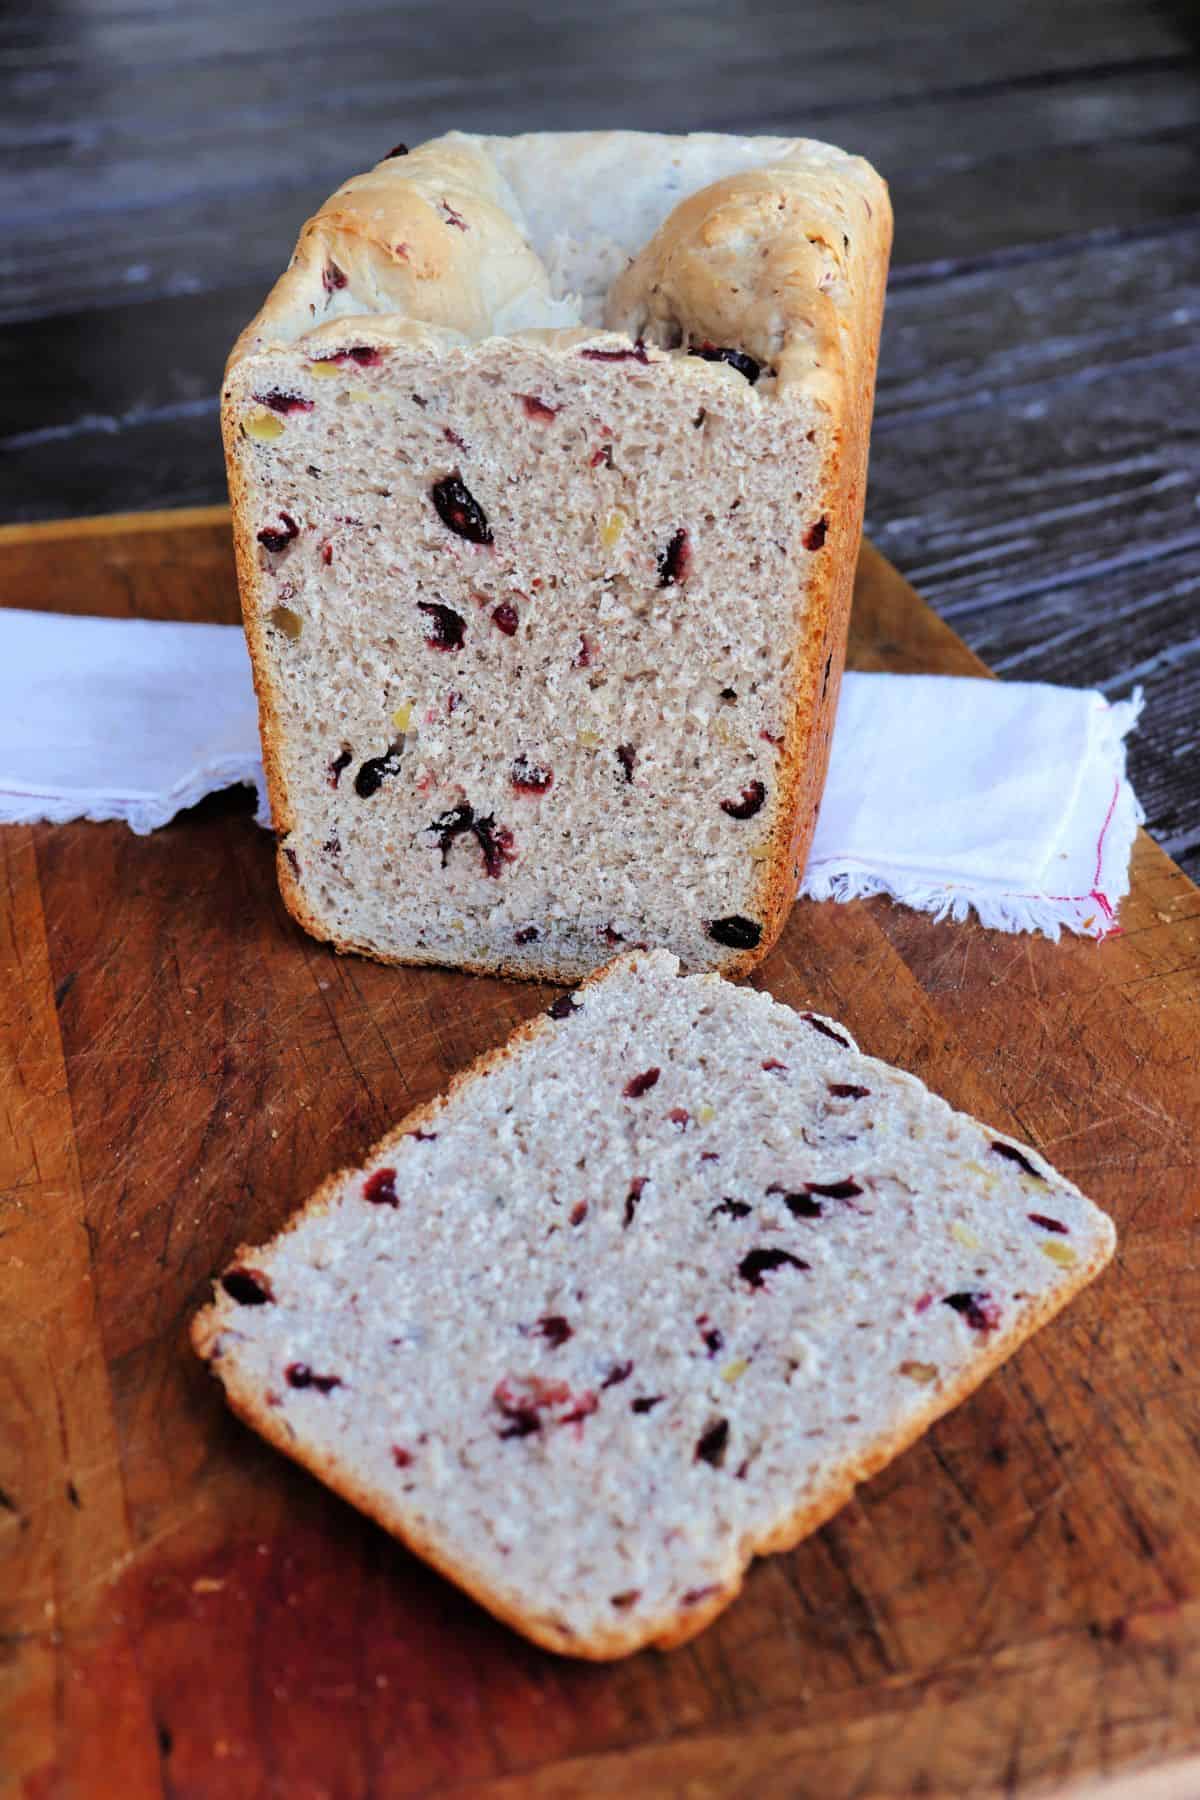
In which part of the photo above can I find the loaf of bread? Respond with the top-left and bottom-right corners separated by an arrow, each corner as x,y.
193,950 -> 1114,1659
221,131 -> 891,979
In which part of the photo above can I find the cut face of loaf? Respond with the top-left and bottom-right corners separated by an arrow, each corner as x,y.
193,950 -> 1115,1660
223,132 -> 891,979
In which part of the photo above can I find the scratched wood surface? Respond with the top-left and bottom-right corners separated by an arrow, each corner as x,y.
1,510 -> 1198,1800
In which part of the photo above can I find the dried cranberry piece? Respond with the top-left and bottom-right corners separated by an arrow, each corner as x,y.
624,1176 -> 647,1229
559,1392 -> 598,1427
535,1314 -> 572,1349
738,1248 -> 809,1290
328,749 -> 352,787
668,1108 -> 690,1129
286,1364 -> 342,1393
255,390 -> 314,414
711,1199 -> 751,1220
548,993 -> 579,1019
707,916 -> 762,950
762,1059 -> 788,1073
408,1130 -> 438,1142
492,601 -> 519,635
494,1375 -> 569,1439
354,746 -> 404,798
943,1291 -> 1001,1333
631,1395 -> 663,1413
657,528 -> 691,587
915,1293 -> 934,1314
569,1200 -> 588,1225
443,426 -> 467,451
515,925 -> 539,944
439,199 -> 468,230
431,474 -> 493,543
574,634 -> 592,668
700,1324 -> 724,1357
417,600 -> 465,650
313,346 -> 381,368
689,344 -> 761,383
322,263 -> 348,293
385,142 -> 409,158
804,516 -> 829,552
720,781 -> 766,820
695,1419 -> 729,1467
321,541 -> 333,565
611,1590 -> 640,1609
221,1267 -> 274,1305
616,744 -> 636,783
991,1141 -> 1046,1180
602,1360 -> 633,1388
1029,1213 -> 1069,1234
591,444 -> 614,468
829,1082 -> 870,1099
257,512 -> 299,553
802,1013 -> 851,1048
282,846 -> 300,877
683,1583 -> 722,1605
581,341 -> 649,364
808,1179 -> 863,1201
499,1407 -> 540,1440
511,754 -> 553,794
392,1446 -> 413,1467
624,1068 -> 660,1098
429,803 -> 514,877
775,1189 -> 822,1219
363,1168 -> 398,1207
521,394 -> 559,420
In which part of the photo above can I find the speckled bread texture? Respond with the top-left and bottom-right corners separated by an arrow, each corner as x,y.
192,950 -> 1115,1660
222,131 -> 891,980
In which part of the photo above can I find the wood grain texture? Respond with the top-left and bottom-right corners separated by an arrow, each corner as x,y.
0,514 -> 1197,1799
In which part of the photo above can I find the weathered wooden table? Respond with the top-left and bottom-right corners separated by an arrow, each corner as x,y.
2,0 -> 1197,877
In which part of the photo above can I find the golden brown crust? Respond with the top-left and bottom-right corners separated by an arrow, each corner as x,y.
192,953 -> 1113,1663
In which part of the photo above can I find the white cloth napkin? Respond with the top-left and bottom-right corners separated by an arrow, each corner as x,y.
0,609 -> 1144,941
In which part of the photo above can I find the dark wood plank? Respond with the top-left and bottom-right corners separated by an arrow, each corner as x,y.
2,515 -> 1199,1798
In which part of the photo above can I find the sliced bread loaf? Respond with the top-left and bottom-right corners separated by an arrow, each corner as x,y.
193,950 -> 1115,1658
222,131 -> 891,980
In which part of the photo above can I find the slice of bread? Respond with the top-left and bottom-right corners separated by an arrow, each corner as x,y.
221,131 -> 891,980
192,950 -> 1114,1659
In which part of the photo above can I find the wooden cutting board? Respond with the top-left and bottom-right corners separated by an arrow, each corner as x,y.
2,510 -> 1198,1800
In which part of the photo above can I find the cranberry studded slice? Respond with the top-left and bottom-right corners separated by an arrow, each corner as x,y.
580,340 -> 649,364
707,916 -> 762,951
695,1419 -> 730,1467
990,1141 -> 1047,1181
492,600 -> 519,635
738,1247 -> 809,1290
624,1067 -> 660,1098
943,1291 -> 1002,1333
417,601 -> 466,650
510,754 -> 553,794
720,781 -> 766,820
657,528 -> 691,588
354,745 -> 404,798
254,390 -> 314,414
221,1266 -> 274,1305
257,512 -> 299,553
689,344 -> 762,384
363,1168 -> 399,1207
431,474 -> 493,544
616,744 -> 636,783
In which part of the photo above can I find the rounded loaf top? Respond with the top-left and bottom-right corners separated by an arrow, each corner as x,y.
229,129 -> 891,405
